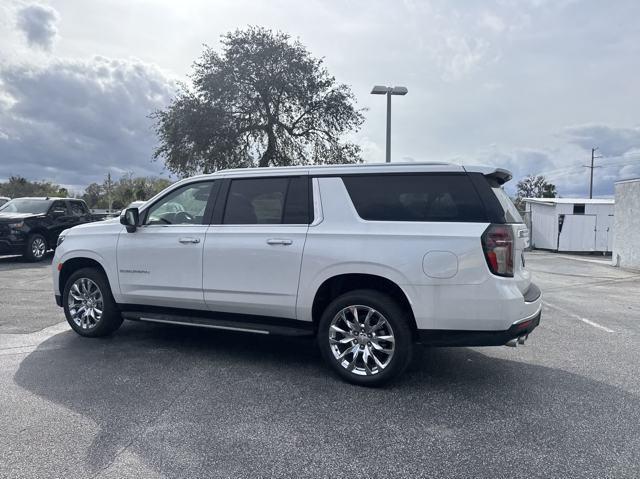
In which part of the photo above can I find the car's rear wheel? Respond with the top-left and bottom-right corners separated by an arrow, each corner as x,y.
63,267 -> 123,337
318,289 -> 413,386
24,234 -> 47,262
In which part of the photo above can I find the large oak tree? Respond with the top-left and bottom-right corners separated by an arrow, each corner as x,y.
153,27 -> 365,176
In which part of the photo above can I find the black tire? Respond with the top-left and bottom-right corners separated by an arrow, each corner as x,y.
24,233 -> 48,262
317,289 -> 413,387
63,267 -> 123,337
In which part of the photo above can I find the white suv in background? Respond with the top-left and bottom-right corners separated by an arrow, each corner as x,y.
52,163 -> 541,386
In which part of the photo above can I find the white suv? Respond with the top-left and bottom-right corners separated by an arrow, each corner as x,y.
53,163 -> 541,385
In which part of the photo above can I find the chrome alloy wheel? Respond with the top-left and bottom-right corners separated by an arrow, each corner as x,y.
68,278 -> 104,330
31,237 -> 46,259
329,305 -> 395,376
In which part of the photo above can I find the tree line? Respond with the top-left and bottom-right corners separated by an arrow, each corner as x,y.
0,176 -> 69,199
0,174 -> 171,210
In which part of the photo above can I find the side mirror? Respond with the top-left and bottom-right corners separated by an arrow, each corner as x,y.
120,208 -> 140,232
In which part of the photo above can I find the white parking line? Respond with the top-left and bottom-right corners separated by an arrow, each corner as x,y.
544,301 -> 615,333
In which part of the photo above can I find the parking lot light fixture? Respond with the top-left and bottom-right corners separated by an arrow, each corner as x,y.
370,85 -> 408,162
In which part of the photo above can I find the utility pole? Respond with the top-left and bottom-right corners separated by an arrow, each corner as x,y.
386,91 -> 392,163
584,147 -> 602,199
105,172 -> 113,211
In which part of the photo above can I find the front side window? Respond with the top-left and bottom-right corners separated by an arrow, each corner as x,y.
145,182 -> 213,225
342,174 -> 488,222
223,177 -> 310,225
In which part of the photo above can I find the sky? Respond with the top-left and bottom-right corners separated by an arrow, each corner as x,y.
1,0 -> 639,197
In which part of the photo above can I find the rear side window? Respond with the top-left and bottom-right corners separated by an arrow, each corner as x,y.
342,174 -> 488,222
491,186 -> 523,223
69,201 -> 88,216
283,177 -> 311,224
223,177 -> 310,225
49,200 -> 67,214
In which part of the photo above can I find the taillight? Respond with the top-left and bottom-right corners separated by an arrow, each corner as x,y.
481,224 -> 514,277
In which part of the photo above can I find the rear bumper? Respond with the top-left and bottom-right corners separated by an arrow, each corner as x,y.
417,307 -> 541,347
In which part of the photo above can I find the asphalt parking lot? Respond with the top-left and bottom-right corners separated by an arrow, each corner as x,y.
1,252 -> 639,478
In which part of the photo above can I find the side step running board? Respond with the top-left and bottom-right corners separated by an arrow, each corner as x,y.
121,311 -> 314,337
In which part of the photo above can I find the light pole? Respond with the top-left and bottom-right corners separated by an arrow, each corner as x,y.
371,85 -> 408,162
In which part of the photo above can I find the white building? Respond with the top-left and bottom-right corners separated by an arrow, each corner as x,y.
523,198 -> 615,253
612,178 -> 640,270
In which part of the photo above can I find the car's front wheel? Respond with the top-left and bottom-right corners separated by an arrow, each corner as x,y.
318,289 -> 413,386
24,233 -> 47,262
63,267 -> 123,337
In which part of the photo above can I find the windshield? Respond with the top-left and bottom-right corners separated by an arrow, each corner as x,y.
492,187 -> 523,223
0,199 -> 50,214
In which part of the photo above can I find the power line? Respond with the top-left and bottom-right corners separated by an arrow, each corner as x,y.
531,154 -> 640,179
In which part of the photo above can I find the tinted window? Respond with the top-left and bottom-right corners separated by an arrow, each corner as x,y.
223,177 -> 310,225
342,174 -> 487,222
49,200 -> 67,214
69,201 -> 88,216
491,186 -> 523,223
145,182 -> 213,225
283,177 -> 311,224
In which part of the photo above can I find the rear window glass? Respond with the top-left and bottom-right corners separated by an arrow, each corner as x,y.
342,174 -> 488,222
491,187 -> 523,223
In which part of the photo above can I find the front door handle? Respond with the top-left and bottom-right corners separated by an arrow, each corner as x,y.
179,237 -> 200,244
266,238 -> 293,246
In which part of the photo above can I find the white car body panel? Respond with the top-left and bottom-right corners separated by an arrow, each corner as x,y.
52,219 -> 122,298
116,224 -> 209,309
202,224 -> 308,318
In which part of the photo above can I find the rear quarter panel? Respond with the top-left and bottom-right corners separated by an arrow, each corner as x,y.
297,177 -> 504,330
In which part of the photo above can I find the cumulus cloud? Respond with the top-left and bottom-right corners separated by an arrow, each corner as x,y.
16,3 -> 59,51
554,124 -> 640,195
399,1 -> 536,81
0,56 -> 177,189
472,146 -> 557,192
470,126 -> 640,198
564,124 -> 640,157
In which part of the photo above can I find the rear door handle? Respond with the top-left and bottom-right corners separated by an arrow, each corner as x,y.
179,237 -> 200,244
266,238 -> 293,246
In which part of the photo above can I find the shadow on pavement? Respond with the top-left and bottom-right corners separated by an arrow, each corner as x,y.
12,321 -> 640,478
